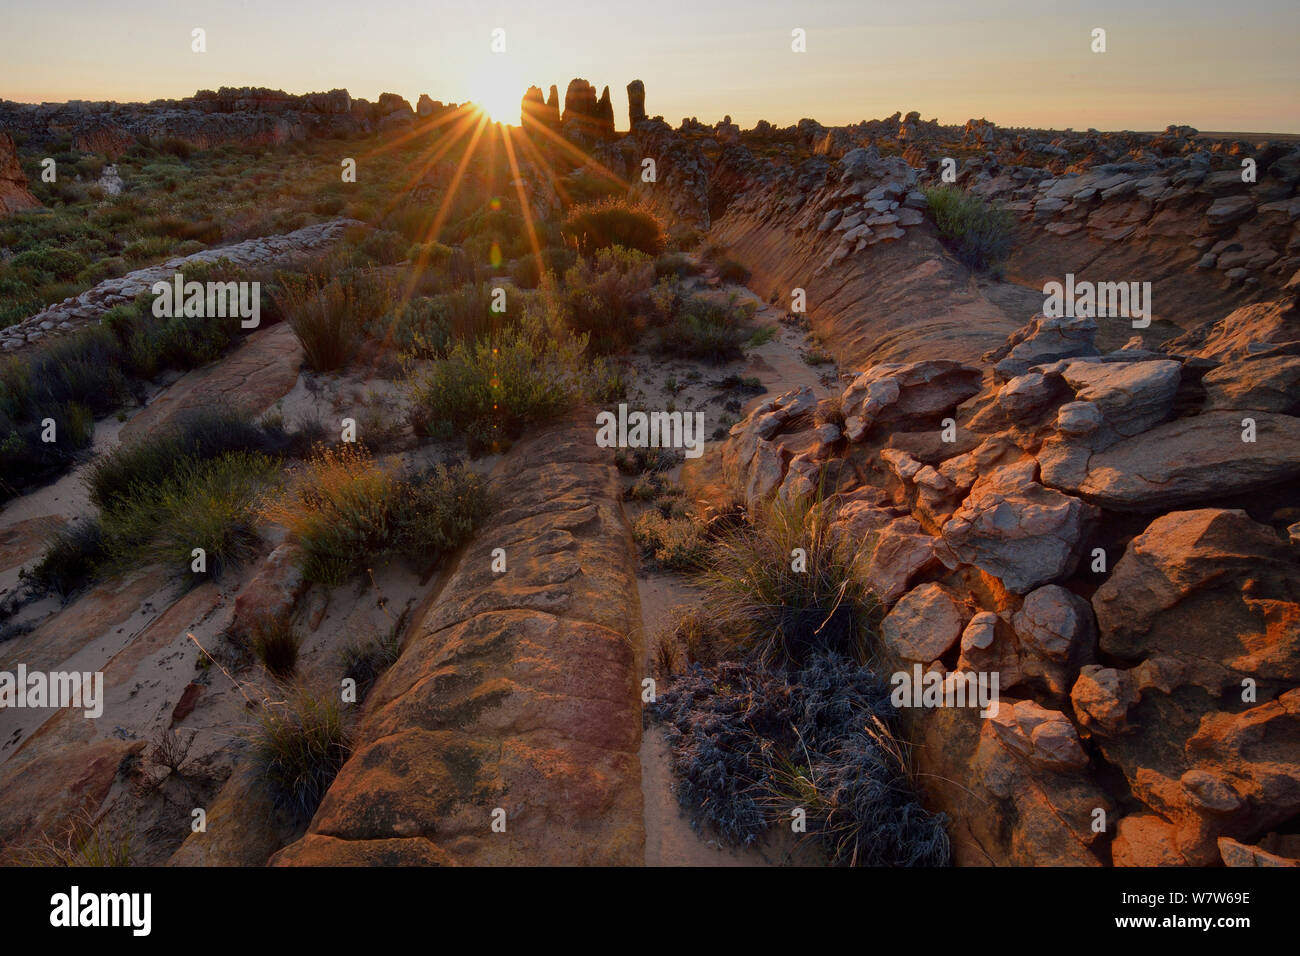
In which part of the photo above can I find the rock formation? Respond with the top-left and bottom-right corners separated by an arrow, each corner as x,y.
0,131 -> 39,216
627,79 -> 646,127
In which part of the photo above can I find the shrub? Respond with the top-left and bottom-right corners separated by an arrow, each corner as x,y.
99,451 -> 276,582
88,406 -> 289,510
390,464 -> 490,573
251,689 -> 350,821
20,518 -> 108,600
260,445 -> 487,585
700,493 -> 879,666
509,246 -> 577,289
921,186 -> 1015,270
651,295 -> 752,364
408,309 -> 587,453
654,252 -> 700,279
562,246 -> 656,352
273,273 -> 392,372
351,228 -> 409,266
562,199 -> 667,256
10,247 -> 88,282
715,257 -> 752,284
632,512 -> 708,571
649,652 -> 950,865
250,612 -> 302,679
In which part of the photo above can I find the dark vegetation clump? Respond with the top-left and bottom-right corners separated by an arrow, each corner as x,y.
921,185 -> 1015,271
649,652 -> 951,866
252,689 -> 350,821
562,198 -> 668,257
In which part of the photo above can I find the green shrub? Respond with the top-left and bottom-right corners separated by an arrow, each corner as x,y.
351,228 -> 409,266
562,247 -> 656,352
562,199 -> 667,256
252,689 -> 350,821
20,518 -> 108,599
651,295 -> 752,363
273,273 -> 392,371
921,186 -> 1015,270
408,309 -> 586,453
10,247 -> 88,282
99,451 -> 276,582
260,445 -> 487,585
88,407 -> 288,510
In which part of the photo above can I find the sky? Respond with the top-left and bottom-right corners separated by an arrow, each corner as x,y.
1,0 -> 1297,132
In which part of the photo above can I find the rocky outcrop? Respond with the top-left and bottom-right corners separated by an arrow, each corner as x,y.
709,235 -> 1300,864
0,131 -> 39,216
1,218 -> 361,353
273,412 -> 644,866
0,86 -> 456,154
627,79 -> 646,127
559,79 -> 614,143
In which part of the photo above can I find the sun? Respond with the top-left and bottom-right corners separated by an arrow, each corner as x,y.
468,63 -> 523,125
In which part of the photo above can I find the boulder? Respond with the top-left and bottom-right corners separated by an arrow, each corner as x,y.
880,583 -> 966,663
940,459 -> 1095,593
840,361 -> 981,441
1055,411 -> 1300,510
1093,509 -> 1300,682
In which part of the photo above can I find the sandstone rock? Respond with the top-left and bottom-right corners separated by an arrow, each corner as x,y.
1112,813 -> 1186,866
1055,411 -> 1300,510
1202,353 -> 1300,413
986,313 -> 1100,381
857,516 -> 939,604
626,79 -> 646,127
940,459 -> 1095,593
274,413 -> 644,866
230,543 -> 307,641
1012,584 -> 1096,694
1093,509 -> 1300,682
0,132 -> 40,215
880,582 -> 966,663
1162,298 -> 1299,361
840,361 -> 981,441
988,699 -> 1089,770
1218,836 -> 1299,866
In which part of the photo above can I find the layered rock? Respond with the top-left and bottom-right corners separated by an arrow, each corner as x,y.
273,412 -> 644,865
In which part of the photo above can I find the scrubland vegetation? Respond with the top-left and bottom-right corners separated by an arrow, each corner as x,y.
921,185 -> 1014,271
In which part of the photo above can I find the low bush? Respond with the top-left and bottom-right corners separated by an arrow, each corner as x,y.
921,186 -> 1015,270
715,257 -> 752,284
407,309 -> 588,453
649,652 -> 950,865
562,199 -> 667,256
19,518 -> 108,599
88,406 -> 290,510
251,689 -> 350,821
650,295 -> 752,364
632,512 -> 708,571
99,451 -> 277,582
260,445 -> 487,585
272,272 -> 393,371
562,246 -> 657,352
